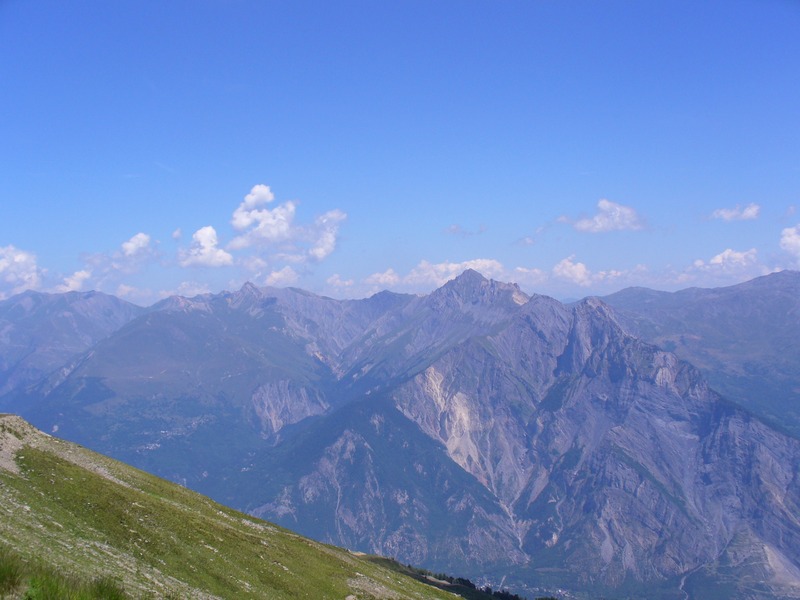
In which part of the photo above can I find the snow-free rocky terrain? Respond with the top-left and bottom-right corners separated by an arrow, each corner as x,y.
2,270 -> 800,599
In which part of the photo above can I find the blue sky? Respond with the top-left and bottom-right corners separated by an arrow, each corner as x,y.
1,0 -> 799,304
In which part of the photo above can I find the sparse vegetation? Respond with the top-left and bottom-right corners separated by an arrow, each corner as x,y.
1,542 -> 129,599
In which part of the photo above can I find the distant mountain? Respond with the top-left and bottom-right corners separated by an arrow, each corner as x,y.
602,270 -> 800,437
0,290 -> 144,401
2,271 -> 800,599
0,413 -> 471,600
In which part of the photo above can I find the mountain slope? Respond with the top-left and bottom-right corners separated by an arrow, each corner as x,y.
0,413 -> 467,600
602,270 -> 800,436
0,290 -> 144,401
4,271 -> 800,598
379,294 -> 800,598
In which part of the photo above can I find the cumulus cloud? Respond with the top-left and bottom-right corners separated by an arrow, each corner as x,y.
230,184 -> 295,249
242,184 -> 275,210
698,248 -> 758,270
550,258 -> 646,290
57,269 -> 92,292
265,265 -> 299,286
673,247 -> 771,289
115,283 -> 153,303
241,255 -> 268,272
513,266 -> 548,286
711,203 -> 760,221
178,226 -> 233,267
121,232 -> 151,257
552,256 -> 593,286
0,245 -> 44,298
364,268 -> 401,287
566,199 -> 644,233
327,274 -> 354,288
308,209 -> 347,261
356,257 -> 650,297
226,184 -> 347,266
66,231 -> 159,294
109,232 -> 157,274
404,259 -> 505,287
780,224 -> 800,262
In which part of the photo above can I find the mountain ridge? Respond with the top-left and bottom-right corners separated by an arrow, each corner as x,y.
1,270 -> 799,598
602,269 -> 800,436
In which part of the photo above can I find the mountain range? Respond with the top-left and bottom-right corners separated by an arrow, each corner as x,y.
1,270 -> 799,599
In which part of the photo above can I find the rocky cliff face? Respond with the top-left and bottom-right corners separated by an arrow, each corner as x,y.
390,290 -> 800,595
3,270 -> 800,599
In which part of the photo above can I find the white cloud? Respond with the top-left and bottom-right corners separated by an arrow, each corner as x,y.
675,248 -> 770,289
356,258 -> 650,297
115,283 -> 153,303
226,184 -> 347,269
327,274 -> 354,288
709,248 -> 758,268
513,266 -> 548,286
116,284 -> 138,298
711,203 -> 760,221
230,184 -> 295,249
690,248 -> 765,279
364,268 -> 401,287
404,259 -> 505,287
552,256 -> 592,286
780,224 -> 800,261
569,199 -> 644,233
308,209 -> 347,261
175,281 -> 212,297
62,232 -> 158,294
0,245 -> 44,298
158,281 -> 212,299
265,266 -> 299,287
178,226 -> 234,267
57,269 -> 92,292
121,232 -> 151,257
172,228 -> 182,240
243,184 -> 275,209
707,248 -> 757,271
241,255 -> 268,272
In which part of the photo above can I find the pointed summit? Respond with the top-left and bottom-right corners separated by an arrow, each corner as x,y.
441,268 -> 488,296
240,281 -> 261,295
227,281 -> 268,312
428,269 -> 529,315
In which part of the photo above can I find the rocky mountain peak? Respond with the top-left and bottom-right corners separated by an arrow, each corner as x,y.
226,281 -> 269,313
239,281 -> 262,296
430,269 -> 529,312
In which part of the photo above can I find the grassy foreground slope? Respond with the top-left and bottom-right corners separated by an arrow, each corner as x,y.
0,414 -> 460,600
